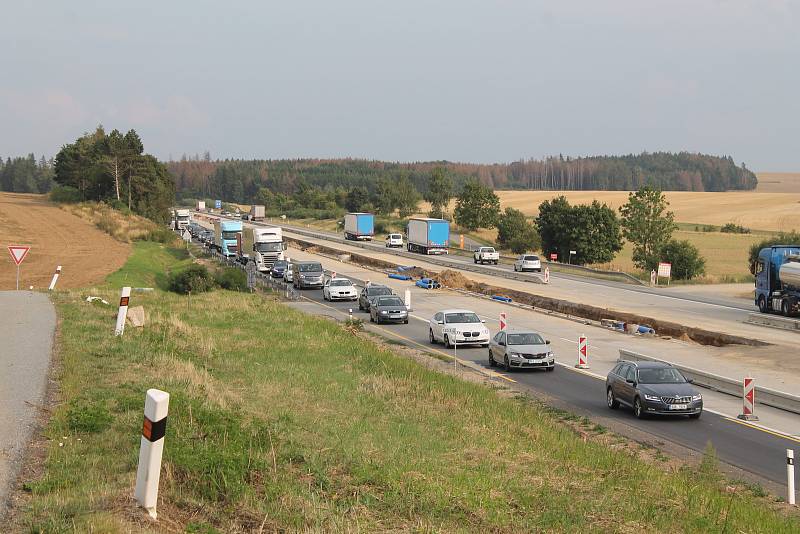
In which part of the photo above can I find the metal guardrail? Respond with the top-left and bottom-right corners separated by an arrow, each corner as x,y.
618,348 -> 800,415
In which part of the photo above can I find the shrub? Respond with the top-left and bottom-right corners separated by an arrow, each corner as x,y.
659,239 -> 706,280
49,185 -> 82,203
168,264 -> 216,294
720,222 -> 750,234
214,267 -> 248,291
508,232 -> 540,254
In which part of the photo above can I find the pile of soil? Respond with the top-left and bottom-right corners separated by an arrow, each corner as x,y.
437,269 -> 472,289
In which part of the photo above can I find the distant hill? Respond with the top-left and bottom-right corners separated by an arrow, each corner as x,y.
166,152 -> 757,204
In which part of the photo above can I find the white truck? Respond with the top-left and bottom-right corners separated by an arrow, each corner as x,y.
196,200 -> 206,211
242,226 -> 285,272
173,209 -> 191,231
250,205 -> 266,221
474,246 -> 500,265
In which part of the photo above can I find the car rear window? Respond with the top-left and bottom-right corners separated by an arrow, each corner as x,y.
524,256 -> 539,261
367,287 -> 392,296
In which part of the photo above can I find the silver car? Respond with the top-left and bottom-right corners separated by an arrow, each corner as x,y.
513,254 -> 542,272
488,330 -> 554,371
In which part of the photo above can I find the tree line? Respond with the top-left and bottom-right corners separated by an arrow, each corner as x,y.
0,154 -> 56,194
167,151 -> 757,203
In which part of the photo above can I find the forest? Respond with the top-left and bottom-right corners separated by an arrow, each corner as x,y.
167,152 -> 757,204
0,154 -> 55,194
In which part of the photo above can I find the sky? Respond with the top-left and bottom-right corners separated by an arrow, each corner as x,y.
1,1 -> 798,170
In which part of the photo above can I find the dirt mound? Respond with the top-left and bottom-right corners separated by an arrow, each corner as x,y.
0,193 -> 131,289
437,269 -> 472,289
399,266 -> 435,279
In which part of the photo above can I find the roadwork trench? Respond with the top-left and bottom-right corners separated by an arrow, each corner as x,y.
287,237 -> 766,348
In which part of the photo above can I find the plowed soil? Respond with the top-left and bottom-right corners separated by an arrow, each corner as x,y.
0,193 -> 131,289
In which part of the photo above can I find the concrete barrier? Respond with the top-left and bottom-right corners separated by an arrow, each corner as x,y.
746,313 -> 800,333
618,348 -> 800,415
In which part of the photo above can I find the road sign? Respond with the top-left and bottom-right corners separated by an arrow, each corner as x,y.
499,312 -> 507,331
8,245 -> 30,265
576,335 -> 589,369
215,199 -> 222,209
657,262 -> 672,278
738,377 -> 758,421
181,230 -> 191,242
549,253 -> 557,261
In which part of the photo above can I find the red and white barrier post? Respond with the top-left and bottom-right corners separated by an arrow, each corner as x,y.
114,286 -> 131,336
48,265 -> 62,291
738,377 -> 759,421
500,312 -> 507,331
134,389 -> 170,519
576,335 -> 589,369
788,449 -> 796,506
543,267 -> 550,284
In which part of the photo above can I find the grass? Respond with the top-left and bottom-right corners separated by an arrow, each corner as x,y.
63,201 -> 176,243
14,241 -> 800,532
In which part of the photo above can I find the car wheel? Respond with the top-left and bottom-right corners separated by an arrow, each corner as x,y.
689,411 -> 702,419
634,397 -> 646,419
758,296 -> 767,313
546,366 -> 554,372
358,303 -> 364,311
444,334 -> 452,349
369,314 -> 374,323
488,350 -> 496,367
403,319 -> 409,324
429,329 -> 436,344
513,265 -> 518,272
504,355 -> 512,372
481,343 -> 489,348
474,258 -> 478,264
607,388 -> 619,409
781,299 -> 790,316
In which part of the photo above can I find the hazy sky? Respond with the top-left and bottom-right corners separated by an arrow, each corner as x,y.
2,1 -> 798,170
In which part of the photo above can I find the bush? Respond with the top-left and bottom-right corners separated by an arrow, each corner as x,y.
142,227 -> 179,244
168,264 -> 216,294
214,267 -> 248,291
748,232 -> 800,273
49,185 -> 82,203
508,231 -> 541,254
659,239 -> 706,280
720,222 -> 750,234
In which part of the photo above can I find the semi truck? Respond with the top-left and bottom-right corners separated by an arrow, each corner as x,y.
173,209 -> 191,231
344,213 -> 374,241
241,227 -> 284,271
250,205 -> 266,221
406,217 -> 449,255
196,200 -> 206,211
755,245 -> 800,316
213,219 -> 243,257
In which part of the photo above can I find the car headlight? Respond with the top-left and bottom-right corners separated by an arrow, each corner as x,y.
643,394 -> 661,402
547,352 -> 554,359
380,310 -> 388,314
692,394 -> 702,402
509,352 -> 522,358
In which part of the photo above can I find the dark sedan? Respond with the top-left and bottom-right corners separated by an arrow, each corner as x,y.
606,360 -> 702,419
369,296 -> 409,324
358,284 -> 394,312
270,260 -> 288,278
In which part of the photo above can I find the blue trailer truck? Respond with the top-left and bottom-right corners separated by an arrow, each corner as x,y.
754,245 -> 800,316
213,219 -> 243,257
406,217 -> 449,255
344,213 -> 374,241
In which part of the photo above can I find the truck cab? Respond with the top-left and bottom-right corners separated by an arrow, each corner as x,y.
173,209 -> 191,231
755,245 -> 800,315
243,227 -> 285,272
214,220 -> 243,257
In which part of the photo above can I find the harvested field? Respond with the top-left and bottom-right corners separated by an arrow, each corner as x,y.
0,193 -> 131,289
756,172 -> 800,193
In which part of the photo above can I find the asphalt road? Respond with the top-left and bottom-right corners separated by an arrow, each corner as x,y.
285,277 -> 799,491
0,291 -> 55,517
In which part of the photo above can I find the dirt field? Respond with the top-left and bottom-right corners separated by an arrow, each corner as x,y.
0,193 -> 131,290
755,172 -> 800,193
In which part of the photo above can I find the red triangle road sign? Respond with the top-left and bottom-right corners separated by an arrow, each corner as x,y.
7,245 -> 31,266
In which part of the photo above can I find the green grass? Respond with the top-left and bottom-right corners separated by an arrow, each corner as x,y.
13,242 -> 800,532
105,241 -> 193,289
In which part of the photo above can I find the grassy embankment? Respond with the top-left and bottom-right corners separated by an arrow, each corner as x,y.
16,241 -> 800,531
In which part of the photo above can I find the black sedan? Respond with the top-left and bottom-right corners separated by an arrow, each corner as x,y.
369,296 -> 409,324
606,360 -> 702,419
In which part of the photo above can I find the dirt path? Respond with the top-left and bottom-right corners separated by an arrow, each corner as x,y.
0,193 -> 131,289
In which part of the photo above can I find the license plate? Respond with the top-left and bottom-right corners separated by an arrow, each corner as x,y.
669,404 -> 688,410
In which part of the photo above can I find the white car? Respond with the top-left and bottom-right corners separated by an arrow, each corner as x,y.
385,233 -> 403,248
474,246 -> 500,265
284,263 -> 294,283
513,254 -> 542,272
429,309 -> 490,348
323,277 -> 358,301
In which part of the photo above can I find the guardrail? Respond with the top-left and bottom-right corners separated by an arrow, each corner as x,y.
618,348 -> 800,415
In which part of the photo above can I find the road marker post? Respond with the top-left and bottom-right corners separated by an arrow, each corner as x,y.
48,265 -> 62,291
404,289 -> 411,311
543,267 -> 550,284
348,309 -> 353,321
788,449 -> 796,506
500,312 -> 507,331
576,335 -> 589,369
114,286 -> 131,336
738,377 -> 759,421
134,389 -> 170,519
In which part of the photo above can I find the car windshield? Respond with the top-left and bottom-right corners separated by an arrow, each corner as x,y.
377,297 -> 404,307
222,231 -> 239,239
524,256 -> 539,261
299,263 -> 322,272
445,312 -> 481,324
330,280 -> 352,287
367,287 -> 392,296
506,333 -> 544,345
638,368 -> 687,384
389,234 -> 401,239
256,242 -> 283,252
273,261 -> 287,269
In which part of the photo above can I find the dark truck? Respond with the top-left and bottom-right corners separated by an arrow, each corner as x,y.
754,245 -> 800,316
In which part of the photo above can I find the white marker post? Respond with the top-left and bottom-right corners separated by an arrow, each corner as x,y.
543,267 -> 550,284
787,449 -> 795,506
404,289 -> 411,312
135,389 -> 170,519
48,265 -> 62,291
114,286 -> 131,336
